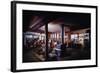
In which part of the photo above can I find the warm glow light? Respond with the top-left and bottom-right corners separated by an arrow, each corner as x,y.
39,23 -> 62,32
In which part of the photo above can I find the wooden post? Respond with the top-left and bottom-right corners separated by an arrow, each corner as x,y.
61,24 -> 64,44
45,23 -> 49,61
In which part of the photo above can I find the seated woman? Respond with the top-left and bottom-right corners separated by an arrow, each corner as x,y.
48,41 -> 57,61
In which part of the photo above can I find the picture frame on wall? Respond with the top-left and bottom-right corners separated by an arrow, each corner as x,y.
11,1 -> 98,72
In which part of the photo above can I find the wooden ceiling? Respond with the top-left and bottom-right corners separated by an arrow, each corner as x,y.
23,10 -> 90,32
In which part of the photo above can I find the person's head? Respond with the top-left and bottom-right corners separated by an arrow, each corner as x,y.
57,41 -> 58,44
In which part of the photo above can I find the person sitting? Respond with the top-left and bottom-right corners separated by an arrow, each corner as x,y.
55,41 -> 61,60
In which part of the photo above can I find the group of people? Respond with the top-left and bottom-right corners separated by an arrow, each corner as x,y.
48,40 -> 62,61
24,36 -> 70,62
